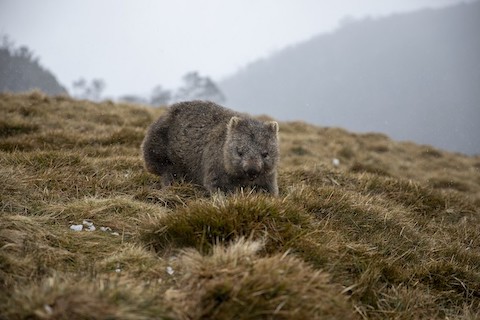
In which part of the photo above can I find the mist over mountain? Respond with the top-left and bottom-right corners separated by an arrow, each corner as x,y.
0,40 -> 67,96
220,1 -> 480,155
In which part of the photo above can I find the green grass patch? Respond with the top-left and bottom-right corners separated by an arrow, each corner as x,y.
141,194 -> 314,255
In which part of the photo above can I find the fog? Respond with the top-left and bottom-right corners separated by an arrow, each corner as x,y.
1,0 -> 478,154
0,0 -> 464,96
220,2 -> 480,155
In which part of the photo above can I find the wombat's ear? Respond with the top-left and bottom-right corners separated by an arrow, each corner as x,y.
266,121 -> 279,134
228,116 -> 242,130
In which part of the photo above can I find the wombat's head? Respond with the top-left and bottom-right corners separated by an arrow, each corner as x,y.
224,116 -> 279,180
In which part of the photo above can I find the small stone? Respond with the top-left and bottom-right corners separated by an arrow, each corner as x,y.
166,266 -> 174,275
43,304 -> 53,315
70,224 -> 83,231
83,220 -> 94,227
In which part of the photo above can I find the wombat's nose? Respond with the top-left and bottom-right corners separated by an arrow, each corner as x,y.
245,168 -> 259,180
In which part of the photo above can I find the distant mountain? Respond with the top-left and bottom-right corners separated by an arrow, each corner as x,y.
220,2 -> 480,155
0,43 -> 67,96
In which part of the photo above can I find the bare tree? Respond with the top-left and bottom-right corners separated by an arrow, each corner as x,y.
71,78 -> 106,102
150,85 -> 172,106
173,71 -> 225,104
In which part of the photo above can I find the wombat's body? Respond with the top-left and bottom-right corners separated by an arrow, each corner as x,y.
141,100 -> 279,195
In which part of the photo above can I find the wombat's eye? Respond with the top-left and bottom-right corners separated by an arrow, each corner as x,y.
261,152 -> 269,158
237,149 -> 244,157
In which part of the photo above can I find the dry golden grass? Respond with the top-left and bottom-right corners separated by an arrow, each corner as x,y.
1,91 -> 479,319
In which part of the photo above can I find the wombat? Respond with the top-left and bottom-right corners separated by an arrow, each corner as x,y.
141,100 -> 279,195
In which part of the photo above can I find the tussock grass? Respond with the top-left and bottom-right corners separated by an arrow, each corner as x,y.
141,193 -> 314,255
0,118 -> 39,137
1,92 -> 479,319
3,274 -> 170,320
165,238 -> 356,319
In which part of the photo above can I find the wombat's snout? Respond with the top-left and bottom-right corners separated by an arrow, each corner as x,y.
245,167 -> 260,180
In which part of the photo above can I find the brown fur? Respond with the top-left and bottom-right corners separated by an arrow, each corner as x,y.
141,100 -> 279,195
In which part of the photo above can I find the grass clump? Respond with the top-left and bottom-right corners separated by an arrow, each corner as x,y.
141,193 -> 313,255
2,274 -> 170,320
0,118 -> 39,137
165,238 -> 356,320
134,182 -> 208,209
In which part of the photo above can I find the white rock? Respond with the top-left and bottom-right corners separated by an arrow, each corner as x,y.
100,226 -> 112,232
332,158 -> 340,167
166,266 -> 174,275
82,220 -> 94,227
86,225 -> 96,232
43,304 -> 53,315
70,224 -> 83,231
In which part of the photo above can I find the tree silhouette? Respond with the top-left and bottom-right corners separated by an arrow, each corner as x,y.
173,71 -> 225,104
72,78 -> 105,101
0,34 -> 66,95
150,85 -> 171,106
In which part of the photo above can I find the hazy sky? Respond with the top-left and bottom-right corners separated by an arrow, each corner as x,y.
0,0 -> 467,98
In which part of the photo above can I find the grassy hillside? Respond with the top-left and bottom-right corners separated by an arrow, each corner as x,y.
1,92 -> 479,319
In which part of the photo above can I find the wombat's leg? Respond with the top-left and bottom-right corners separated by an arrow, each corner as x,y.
260,173 -> 279,196
203,173 -> 230,194
267,181 -> 279,196
145,156 -> 175,188
160,172 -> 174,187
203,176 -> 221,194
143,122 -> 175,188
143,152 -> 168,174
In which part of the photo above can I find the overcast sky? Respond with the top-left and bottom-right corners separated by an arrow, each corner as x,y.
0,0 -> 467,98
